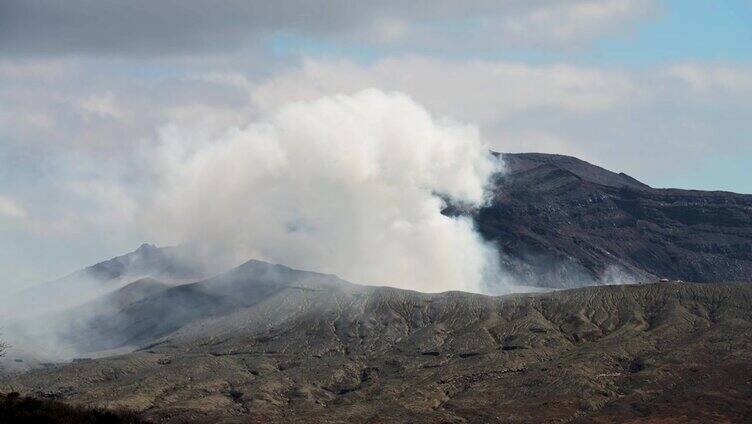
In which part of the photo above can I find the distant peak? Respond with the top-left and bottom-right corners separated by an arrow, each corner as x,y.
237,258 -> 289,271
136,243 -> 157,252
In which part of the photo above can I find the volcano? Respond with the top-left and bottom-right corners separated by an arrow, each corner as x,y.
467,152 -> 752,288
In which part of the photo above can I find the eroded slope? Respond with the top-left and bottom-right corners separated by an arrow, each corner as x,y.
470,153 -> 752,288
4,281 -> 751,423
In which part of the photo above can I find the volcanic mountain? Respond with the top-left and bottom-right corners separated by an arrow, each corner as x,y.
3,259 -> 751,423
468,152 -> 752,288
5,243 -> 211,317
9,152 -> 752,305
3,153 -> 752,422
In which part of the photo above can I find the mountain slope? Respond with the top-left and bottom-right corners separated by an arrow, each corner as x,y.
63,260 -> 355,353
4,244 -> 211,317
470,152 -> 752,288
3,266 -> 751,423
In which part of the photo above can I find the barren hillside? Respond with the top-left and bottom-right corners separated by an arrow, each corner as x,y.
4,261 -> 751,423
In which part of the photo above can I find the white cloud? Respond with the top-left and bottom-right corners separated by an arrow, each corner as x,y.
248,57 -> 752,186
0,58 -> 73,80
187,71 -> 254,92
501,0 -> 654,44
252,57 -> 640,123
497,130 -> 591,158
665,63 -> 752,93
64,179 -> 137,228
80,92 -> 126,121
368,18 -> 410,44
1,0 -> 657,56
0,195 -> 26,219
145,89 -> 502,293
1,52 -> 751,291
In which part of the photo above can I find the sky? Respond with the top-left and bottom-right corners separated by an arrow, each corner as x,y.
1,0 -> 751,289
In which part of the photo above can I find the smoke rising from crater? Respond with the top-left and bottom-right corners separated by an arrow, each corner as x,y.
0,89 -> 508,367
145,89 -> 502,293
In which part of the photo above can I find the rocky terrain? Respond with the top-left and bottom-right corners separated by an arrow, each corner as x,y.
3,260 -> 751,423
469,153 -> 752,288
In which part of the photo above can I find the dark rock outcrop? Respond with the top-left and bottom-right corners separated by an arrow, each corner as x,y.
468,153 -> 752,288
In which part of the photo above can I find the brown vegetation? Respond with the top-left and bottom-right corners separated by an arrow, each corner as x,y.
0,392 -> 145,424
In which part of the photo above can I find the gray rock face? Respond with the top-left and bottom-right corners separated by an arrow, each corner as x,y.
467,153 -> 752,288
4,261 -> 752,423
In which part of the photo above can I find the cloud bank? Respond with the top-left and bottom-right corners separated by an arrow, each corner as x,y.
145,89 -> 501,293
0,0 -> 654,56
3,55 -> 752,286
1,1 -> 750,289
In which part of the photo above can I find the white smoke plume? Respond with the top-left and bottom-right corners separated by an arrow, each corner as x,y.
0,89 -> 508,368
145,89 -> 502,293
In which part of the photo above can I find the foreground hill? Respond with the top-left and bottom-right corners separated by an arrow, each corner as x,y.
3,260 -> 751,423
471,153 -> 752,288
0,392 -> 144,424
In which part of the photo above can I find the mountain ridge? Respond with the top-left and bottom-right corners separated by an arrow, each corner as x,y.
4,270 -> 751,423
469,152 -> 752,288
498,152 -> 651,190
